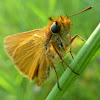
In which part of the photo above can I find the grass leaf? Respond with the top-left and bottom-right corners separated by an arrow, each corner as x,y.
46,23 -> 100,100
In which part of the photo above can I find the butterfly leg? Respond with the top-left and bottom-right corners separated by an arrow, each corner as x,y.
69,46 -> 74,59
51,41 -> 79,75
70,34 -> 86,59
65,46 -> 74,59
47,57 -> 61,90
67,34 -> 74,59
71,34 -> 86,43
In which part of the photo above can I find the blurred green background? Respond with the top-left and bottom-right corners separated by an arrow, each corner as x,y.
0,0 -> 100,100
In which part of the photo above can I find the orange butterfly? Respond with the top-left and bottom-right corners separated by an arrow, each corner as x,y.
4,6 -> 92,90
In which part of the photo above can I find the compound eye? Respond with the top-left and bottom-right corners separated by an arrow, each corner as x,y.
50,22 -> 60,33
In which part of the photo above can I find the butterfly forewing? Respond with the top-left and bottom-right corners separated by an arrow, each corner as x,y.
4,29 -> 42,57
4,29 -> 50,82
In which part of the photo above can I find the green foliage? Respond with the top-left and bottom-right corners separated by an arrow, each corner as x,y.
0,0 -> 100,100
46,24 -> 100,100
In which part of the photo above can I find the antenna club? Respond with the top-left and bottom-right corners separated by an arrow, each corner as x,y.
88,6 -> 93,9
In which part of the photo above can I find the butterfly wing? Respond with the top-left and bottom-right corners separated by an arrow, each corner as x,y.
37,56 -> 50,86
4,29 -> 50,81
4,29 -> 41,57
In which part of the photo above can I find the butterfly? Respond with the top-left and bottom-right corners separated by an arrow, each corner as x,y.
4,6 -> 92,90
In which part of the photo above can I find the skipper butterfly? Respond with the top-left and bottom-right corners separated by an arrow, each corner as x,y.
4,6 -> 92,90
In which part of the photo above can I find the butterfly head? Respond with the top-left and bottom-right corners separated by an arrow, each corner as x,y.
48,16 -> 72,38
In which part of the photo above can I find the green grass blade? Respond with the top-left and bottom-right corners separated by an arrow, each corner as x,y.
46,23 -> 100,100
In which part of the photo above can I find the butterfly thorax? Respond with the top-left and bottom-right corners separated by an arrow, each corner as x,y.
44,16 -> 72,63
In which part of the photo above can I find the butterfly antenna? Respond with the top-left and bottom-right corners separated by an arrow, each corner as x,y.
67,6 -> 93,17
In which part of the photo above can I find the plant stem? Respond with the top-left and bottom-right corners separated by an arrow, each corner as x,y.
46,23 -> 100,100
